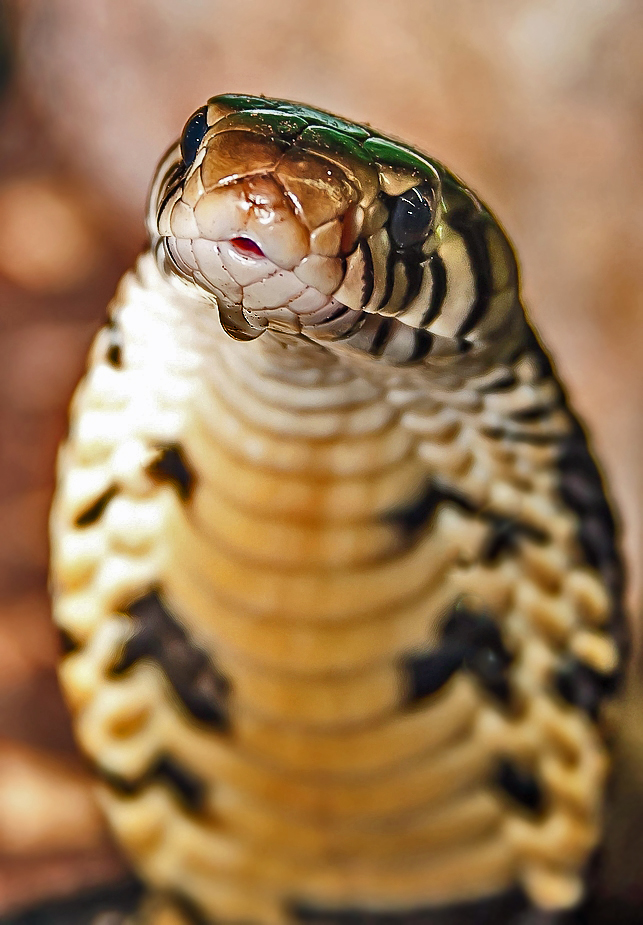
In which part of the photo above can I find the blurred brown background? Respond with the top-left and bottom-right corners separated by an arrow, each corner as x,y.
0,0 -> 640,920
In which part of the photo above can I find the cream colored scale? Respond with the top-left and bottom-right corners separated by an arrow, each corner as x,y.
51,252 -> 617,925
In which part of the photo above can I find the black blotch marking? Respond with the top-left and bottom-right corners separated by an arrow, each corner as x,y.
389,186 -> 433,250
496,759 -> 544,814
384,479 -> 477,541
292,887 -> 531,925
406,329 -> 434,363
420,252 -> 447,328
180,106 -> 209,166
75,485 -> 118,528
480,514 -> 548,564
106,320 -> 123,368
100,753 -> 207,814
445,606 -> 513,703
368,318 -> 394,357
113,590 -> 230,730
147,444 -> 195,501
405,647 -> 464,701
404,604 -> 513,705
555,658 -> 618,721
58,628 -> 79,655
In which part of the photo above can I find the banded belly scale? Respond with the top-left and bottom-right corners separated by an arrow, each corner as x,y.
49,94 -> 627,925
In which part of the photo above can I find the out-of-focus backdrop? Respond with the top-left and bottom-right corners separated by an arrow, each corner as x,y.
0,0 -> 640,921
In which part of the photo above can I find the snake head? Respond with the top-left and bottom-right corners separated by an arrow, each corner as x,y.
149,94 -> 520,363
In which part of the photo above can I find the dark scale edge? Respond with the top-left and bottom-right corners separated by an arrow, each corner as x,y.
555,417 -> 628,661
495,759 -> 545,814
0,879 -> 143,925
106,319 -> 123,368
509,403 -> 560,424
58,627 -> 80,655
291,887 -> 552,925
406,329 -> 435,364
383,479 -> 477,542
477,372 -> 517,394
482,326 -> 628,674
74,485 -> 118,528
481,427 -> 563,446
447,210 -> 493,339
147,444 -> 196,500
112,589 -> 230,730
479,514 -> 548,564
555,658 -> 620,721
369,317 -> 395,357
383,478 -> 549,573
99,752 -> 208,814
341,313 -> 390,354
420,252 -> 447,328
157,158 -> 189,228
169,892 -> 212,925
397,247 -> 425,314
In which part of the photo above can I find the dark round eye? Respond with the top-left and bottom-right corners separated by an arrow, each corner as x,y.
389,186 -> 432,249
180,106 -> 209,166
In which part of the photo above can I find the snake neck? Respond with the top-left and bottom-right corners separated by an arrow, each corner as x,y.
134,250 -> 576,540
146,246 -> 538,416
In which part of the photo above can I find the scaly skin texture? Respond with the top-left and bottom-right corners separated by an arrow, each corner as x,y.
49,95 -> 626,925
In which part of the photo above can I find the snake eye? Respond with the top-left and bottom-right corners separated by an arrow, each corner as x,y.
389,186 -> 433,249
180,106 -> 209,166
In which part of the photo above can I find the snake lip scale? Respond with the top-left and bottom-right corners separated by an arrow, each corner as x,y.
50,93 -> 627,925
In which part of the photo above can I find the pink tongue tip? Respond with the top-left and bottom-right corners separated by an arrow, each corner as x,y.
230,236 -> 265,258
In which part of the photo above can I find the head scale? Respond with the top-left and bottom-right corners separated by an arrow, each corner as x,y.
149,93 -> 523,367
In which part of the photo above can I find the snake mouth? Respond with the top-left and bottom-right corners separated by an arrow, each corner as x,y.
162,229 -> 349,343
229,236 -> 265,259
153,154 -> 361,342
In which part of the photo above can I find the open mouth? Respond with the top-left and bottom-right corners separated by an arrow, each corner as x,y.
229,236 -> 265,259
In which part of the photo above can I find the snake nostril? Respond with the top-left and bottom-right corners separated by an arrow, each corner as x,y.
230,236 -> 265,259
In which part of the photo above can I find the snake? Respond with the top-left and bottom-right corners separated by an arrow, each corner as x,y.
49,94 -> 627,925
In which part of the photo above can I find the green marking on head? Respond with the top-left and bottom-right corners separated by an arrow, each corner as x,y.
209,93 -> 371,141
298,125 -> 373,166
218,109 -> 309,139
362,137 -> 441,184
